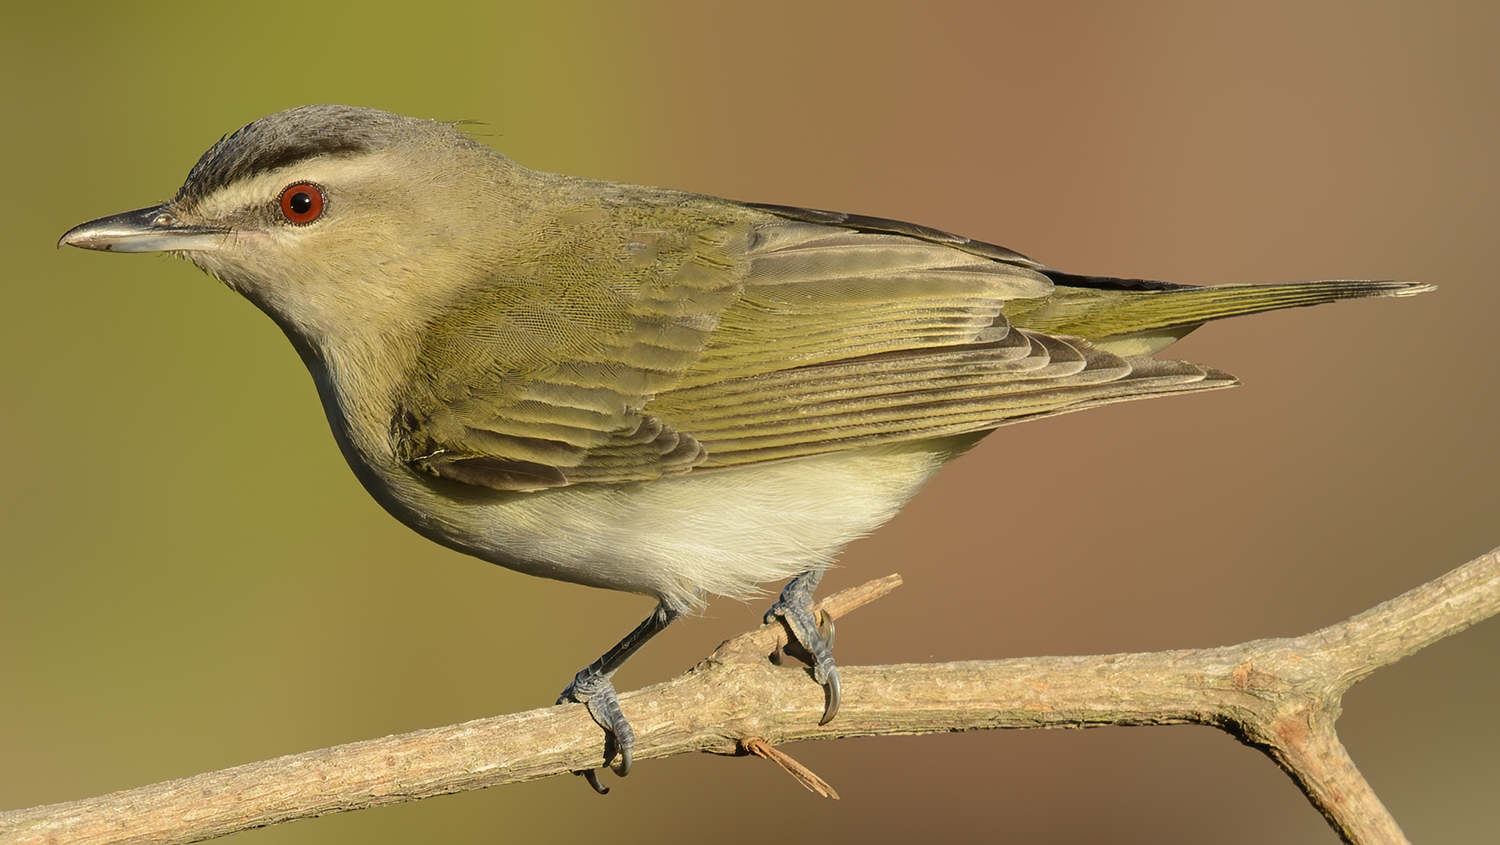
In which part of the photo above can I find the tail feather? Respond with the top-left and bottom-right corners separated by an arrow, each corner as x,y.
1008,272 -> 1433,355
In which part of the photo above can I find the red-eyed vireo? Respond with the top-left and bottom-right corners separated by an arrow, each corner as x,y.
59,105 -> 1431,792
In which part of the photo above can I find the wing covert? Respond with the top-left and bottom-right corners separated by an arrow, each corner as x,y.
393,196 -> 750,490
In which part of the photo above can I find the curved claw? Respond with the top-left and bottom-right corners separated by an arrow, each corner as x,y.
818,609 -> 836,652
610,733 -> 634,777
820,664 -> 841,725
815,607 -> 840,724
580,769 -> 609,795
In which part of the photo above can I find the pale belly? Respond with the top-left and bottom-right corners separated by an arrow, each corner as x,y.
366,440 -> 966,613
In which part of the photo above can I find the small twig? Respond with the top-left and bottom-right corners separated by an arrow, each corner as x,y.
742,737 -> 839,799
2,548 -> 1495,845
716,572 -> 902,664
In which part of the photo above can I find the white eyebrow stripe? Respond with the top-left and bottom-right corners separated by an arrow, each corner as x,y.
186,153 -> 397,219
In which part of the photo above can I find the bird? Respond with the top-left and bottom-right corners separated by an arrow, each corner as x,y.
59,104 -> 1431,792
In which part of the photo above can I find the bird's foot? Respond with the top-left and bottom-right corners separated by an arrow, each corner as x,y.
558,667 -> 634,794
765,572 -> 841,724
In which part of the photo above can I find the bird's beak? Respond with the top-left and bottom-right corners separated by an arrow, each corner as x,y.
58,204 -> 228,253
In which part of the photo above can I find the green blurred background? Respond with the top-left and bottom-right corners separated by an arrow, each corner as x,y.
4,1 -> 1497,842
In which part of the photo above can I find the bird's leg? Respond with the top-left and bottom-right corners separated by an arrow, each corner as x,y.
557,603 -> 679,794
764,568 -> 841,725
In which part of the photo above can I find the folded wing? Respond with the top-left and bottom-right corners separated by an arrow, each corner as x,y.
393,200 -> 1232,491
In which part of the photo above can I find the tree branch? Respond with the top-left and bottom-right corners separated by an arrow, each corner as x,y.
3,549 -> 1496,845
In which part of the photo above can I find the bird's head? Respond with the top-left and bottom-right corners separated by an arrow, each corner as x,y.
59,104 -> 525,346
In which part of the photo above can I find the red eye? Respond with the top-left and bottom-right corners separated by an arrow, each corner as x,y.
278,183 -> 325,224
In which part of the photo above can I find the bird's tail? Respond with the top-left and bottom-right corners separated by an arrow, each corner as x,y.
1007,271 -> 1433,356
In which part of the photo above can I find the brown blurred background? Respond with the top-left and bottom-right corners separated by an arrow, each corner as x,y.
4,1 -> 1496,842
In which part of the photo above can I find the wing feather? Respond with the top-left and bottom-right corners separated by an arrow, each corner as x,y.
393,197 -> 1232,492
